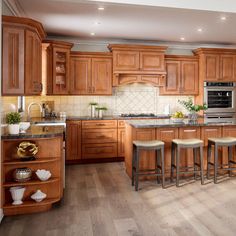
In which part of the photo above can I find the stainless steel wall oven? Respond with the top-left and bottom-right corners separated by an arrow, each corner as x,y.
204,82 -> 236,118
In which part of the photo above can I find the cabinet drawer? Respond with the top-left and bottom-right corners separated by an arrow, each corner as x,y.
82,120 -> 117,129
82,129 -> 117,143
201,126 -> 222,146
82,143 -> 117,158
118,120 -> 125,128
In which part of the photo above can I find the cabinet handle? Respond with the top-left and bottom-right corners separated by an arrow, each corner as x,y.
96,135 -> 106,138
40,83 -> 43,92
184,129 -> 196,132
96,123 -> 106,126
93,87 -> 95,93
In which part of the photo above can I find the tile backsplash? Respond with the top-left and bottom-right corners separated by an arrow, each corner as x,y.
1,84 -> 192,121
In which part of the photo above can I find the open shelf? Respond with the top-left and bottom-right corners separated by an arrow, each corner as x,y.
3,177 -> 59,187
3,198 -> 60,209
3,157 -> 59,165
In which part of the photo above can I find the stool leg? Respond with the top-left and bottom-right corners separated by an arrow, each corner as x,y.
176,146 -> 180,187
200,146 -> 204,185
228,146 -> 233,177
171,142 -> 175,183
132,145 -> 136,186
156,149 -> 161,184
161,146 -> 165,188
207,143 -> 211,180
193,148 -> 198,180
214,145 -> 218,184
135,148 -> 140,191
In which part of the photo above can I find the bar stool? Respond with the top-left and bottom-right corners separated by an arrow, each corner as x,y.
207,137 -> 236,183
132,140 -> 165,191
171,138 -> 204,187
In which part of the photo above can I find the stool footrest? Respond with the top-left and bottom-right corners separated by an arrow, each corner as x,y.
229,160 -> 236,165
133,168 -> 162,173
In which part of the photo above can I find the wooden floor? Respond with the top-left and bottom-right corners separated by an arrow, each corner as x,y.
1,162 -> 236,236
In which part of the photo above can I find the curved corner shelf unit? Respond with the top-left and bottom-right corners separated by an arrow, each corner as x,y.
1,136 -> 63,216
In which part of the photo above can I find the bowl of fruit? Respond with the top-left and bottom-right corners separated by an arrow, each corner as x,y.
171,111 -> 185,123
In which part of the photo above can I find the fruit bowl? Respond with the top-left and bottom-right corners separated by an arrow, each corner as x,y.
171,117 -> 184,123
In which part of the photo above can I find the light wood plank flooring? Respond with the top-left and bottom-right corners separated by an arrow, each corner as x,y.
1,162 -> 236,236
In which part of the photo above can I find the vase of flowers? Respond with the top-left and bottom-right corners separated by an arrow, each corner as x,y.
178,98 -> 207,121
6,112 -> 21,135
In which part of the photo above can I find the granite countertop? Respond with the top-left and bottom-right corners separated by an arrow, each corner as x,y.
1,125 -> 64,140
126,118 -> 236,128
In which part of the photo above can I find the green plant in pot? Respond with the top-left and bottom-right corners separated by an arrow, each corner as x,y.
95,106 -> 108,118
6,112 -> 21,135
178,98 -> 207,121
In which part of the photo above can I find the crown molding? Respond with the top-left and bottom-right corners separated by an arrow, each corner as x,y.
3,0 -> 26,17
46,36 -> 236,51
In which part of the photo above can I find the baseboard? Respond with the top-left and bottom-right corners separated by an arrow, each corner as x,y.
0,208 -> 4,223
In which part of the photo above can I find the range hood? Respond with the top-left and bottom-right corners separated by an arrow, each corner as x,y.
108,44 -> 167,87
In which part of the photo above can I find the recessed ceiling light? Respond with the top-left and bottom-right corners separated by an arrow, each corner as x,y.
180,37 -> 185,41
221,16 -> 226,21
98,7 -> 104,10
94,21 -> 101,25
90,32 -> 95,36
197,28 -> 203,32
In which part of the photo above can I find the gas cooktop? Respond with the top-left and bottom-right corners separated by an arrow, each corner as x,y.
120,113 -> 156,117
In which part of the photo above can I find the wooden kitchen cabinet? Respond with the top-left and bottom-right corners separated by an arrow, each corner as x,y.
70,52 -> 112,95
66,121 -> 81,161
160,55 -> 199,95
81,120 -> 118,159
45,40 -> 73,95
2,16 -> 46,95
194,48 -> 236,82
108,44 -> 167,86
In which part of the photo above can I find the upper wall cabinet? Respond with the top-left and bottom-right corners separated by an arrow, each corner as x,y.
70,52 -> 112,95
2,15 -> 46,96
160,55 -> 199,95
108,44 -> 167,86
44,40 -> 73,95
194,48 -> 236,82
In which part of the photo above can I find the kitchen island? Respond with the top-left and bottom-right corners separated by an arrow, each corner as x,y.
125,118 -> 236,178
1,125 -> 64,215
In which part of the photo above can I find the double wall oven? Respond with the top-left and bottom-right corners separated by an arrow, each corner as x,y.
204,82 -> 236,118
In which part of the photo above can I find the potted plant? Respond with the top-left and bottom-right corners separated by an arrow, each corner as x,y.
89,102 -> 98,118
6,112 -> 21,134
178,98 -> 207,121
95,106 -> 108,118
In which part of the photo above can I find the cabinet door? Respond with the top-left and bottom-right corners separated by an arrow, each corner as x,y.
160,60 -> 180,95
70,57 -> 91,94
118,128 -> 125,157
181,60 -> 199,95
53,47 -> 70,94
2,26 -> 24,95
204,54 -> 220,81
66,121 -> 81,161
25,30 -> 42,95
140,52 -> 165,71
179,127 -> 201,169
156,128 -> 178,172
92,58 -> 112,95
113,50 -> 139,71
220,55 -> 235,81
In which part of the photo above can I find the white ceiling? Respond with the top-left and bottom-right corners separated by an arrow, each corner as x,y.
5,0 -> 236,45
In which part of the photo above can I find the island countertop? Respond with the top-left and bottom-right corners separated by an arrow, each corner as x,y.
1,125 -> 64,140
125,118 -> 236,128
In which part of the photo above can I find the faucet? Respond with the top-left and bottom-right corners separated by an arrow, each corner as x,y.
27,102 -> 43,121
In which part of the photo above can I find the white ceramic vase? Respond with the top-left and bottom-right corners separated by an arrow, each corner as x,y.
9,186 -> 26,205
8,124 -> 20,135
98,109 -> 103,118
90,105 -> 96,118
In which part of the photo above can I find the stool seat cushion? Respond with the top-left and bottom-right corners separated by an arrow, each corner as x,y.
172,138 -> 203,146
208,137 -> 236,144
133,140 -> 164,148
